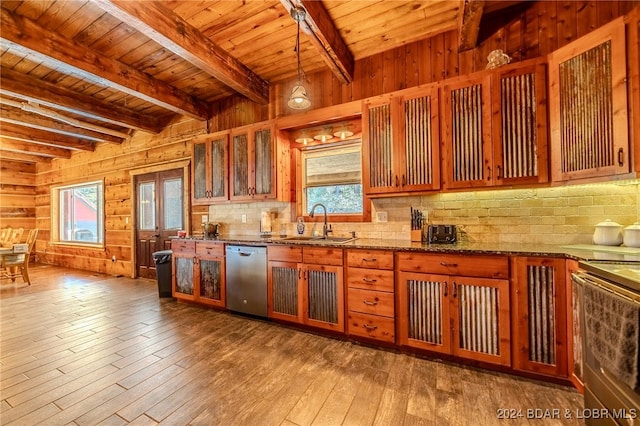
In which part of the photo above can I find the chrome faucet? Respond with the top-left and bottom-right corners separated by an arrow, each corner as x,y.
309,203 -> 332,238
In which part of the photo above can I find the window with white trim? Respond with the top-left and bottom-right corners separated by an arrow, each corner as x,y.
52,181 -> 104,245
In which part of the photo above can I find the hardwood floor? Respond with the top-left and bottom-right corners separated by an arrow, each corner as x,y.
1,264 -> 584,425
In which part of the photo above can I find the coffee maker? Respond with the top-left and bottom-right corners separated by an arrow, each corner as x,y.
202,222 -> 220,239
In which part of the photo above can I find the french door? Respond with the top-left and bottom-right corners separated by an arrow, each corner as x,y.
135,169 -> 184,279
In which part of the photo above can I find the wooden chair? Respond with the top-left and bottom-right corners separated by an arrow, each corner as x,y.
8,228 -> 24,245
0,227 -> 12,246
1,228 -> 38,285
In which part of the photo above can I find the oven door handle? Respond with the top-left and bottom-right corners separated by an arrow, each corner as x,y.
573,272 -> 640,304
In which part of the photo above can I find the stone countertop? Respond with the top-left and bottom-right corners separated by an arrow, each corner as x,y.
175,235 -> 640,261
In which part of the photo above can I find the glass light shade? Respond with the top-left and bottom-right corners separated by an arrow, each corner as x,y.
295,135 -> 314,145
287,84 -> 311,110
313,128 -> 333,142
333,128 -> 354,139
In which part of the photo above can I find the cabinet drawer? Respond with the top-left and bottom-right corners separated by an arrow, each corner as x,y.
303,247 -> 343,266
171,239 -> 195,253
346,268 -> 394,292
348,288 -> 394,317
397,252 -> 508,279
346,249 -> 393,269
347,311 -> 395,343
195,242 -> 224,257
268,245 -> 302,262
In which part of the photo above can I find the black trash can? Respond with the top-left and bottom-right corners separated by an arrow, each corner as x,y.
152,250 -> 173,298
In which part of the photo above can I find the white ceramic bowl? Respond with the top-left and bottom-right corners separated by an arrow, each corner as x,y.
593,219 -> 623,246
623,222 -> 640,248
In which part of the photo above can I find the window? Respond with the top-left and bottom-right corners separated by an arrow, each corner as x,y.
301,142 -> 363,216
52,181 -> 104,245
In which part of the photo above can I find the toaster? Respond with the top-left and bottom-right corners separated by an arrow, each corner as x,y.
427,224 -> 457,244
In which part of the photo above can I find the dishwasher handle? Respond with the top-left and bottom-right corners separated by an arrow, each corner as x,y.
239,251 -> 253,257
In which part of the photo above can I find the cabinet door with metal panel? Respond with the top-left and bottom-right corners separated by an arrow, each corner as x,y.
362,85 -> 440,196
172,239 -> 196,301
195,241 -> 225,308
302,247 -> 344,332
397,252 -> 511,366
511,257 -> 568,378
346,249 -> 396,343
192,131 -> 229,204
268,245 -> 304,324
548,17 -> 630,182
230,121 -> 278,201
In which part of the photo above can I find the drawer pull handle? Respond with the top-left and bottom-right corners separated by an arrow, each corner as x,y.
362,277 -> 377,283
363,299 -> 378,306
440,261 -> 458,267
363,324 -> 378,331
362,258 -> 377,262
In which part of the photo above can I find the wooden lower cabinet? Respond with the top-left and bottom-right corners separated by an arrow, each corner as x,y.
511,257 -> 567,378
267,245 -> 344,332
346,249 -> 395,343
397,253 -> 511,366
171,239 -> 225,308
566,259 -> 584,392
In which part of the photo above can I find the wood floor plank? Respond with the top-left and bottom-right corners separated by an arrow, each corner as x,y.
0,265 -> 585,426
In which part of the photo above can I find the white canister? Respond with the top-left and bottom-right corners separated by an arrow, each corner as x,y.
623,222 -> 640,248
592,219 -> 623,246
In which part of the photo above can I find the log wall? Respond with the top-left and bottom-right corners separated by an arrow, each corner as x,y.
0,159 -> 36,233
9,0 -> 635,275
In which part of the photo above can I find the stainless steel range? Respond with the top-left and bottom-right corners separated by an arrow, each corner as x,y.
572,260 -> 640,425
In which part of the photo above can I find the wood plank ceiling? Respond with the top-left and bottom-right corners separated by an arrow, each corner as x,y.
0,0 -> 516,165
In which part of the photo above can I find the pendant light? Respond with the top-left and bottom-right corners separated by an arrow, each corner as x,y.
287,6 -> 311,110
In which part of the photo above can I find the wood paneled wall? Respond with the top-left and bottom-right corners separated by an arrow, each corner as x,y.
8,0 -> 635,276
267,0 -> 639,119
35,119 -> 206,276
0,159 -> 36,232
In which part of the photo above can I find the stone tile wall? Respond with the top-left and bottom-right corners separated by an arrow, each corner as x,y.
209,179 -> 639,246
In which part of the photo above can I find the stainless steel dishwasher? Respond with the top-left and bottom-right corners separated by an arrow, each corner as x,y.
225,245 -> 268,317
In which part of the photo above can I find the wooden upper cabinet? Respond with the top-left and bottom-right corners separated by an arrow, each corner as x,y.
441,73 -> 493,189
230,121 -> 278,201
548,16 -> 629,181
363,94 -> 395,194
492,59 -> 549,185
192,131 -> 229,205
362,85 -> 440,196
442,59 -> 548,189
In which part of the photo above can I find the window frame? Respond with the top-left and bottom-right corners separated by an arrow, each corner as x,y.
294,140 -> 371,223
51,179 -> 105,248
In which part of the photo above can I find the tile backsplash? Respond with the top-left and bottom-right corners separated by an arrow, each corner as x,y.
208,179 -> 639,245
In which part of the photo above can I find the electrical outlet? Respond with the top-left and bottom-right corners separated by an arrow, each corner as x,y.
241,214 -> 247,223
202,215 -> 208,223
376,211 -> 388,222
111,255 -> 116,263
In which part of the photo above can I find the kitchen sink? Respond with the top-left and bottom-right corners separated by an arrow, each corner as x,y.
280,236 -> 357,244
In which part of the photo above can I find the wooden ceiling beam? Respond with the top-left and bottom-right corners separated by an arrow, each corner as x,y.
458,0 -> 485,52
92,0 -> 270,105
281,0 -> 354,84
0,149 -> 51,164
0,7 -> 210,120
0,138 -> 72,159
0,123 -> 95,152
0,105 -> 125,144
0,67 -> 166,134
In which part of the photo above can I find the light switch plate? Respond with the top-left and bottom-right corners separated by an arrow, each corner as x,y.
202,215 -> 208,223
